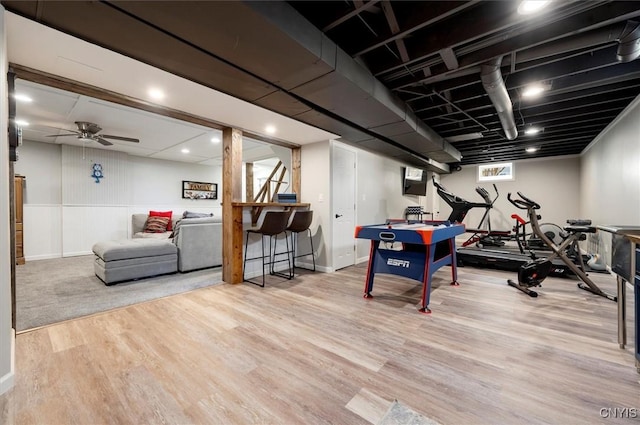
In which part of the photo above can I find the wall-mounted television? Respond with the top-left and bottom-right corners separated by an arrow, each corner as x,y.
402,167 -> 428,196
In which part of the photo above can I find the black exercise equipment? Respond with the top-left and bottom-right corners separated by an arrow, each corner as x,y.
432,177 -> 510,247
506,191 -> 616,301
508,257 -> 553,297
435,181 -> 598,278
433,178 -> 490,223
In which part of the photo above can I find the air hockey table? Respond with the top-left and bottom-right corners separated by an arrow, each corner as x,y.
355,220 -> 465,313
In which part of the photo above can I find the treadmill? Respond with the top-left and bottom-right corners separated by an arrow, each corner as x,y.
432,178 -> 575,277
456,245 -> 575,277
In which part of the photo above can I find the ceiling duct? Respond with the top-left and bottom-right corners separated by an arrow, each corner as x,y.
241,1 -> 460,171
617,20 -> 640,62
480,57 -> 518,141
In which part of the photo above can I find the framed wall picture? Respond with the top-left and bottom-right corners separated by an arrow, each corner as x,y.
182,180 -> 217,200
477,162 -> 514,182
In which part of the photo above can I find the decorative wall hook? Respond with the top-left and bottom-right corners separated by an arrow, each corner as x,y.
91,163 -> 104,183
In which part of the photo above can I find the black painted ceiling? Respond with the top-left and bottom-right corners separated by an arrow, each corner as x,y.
289,0 -> 640,166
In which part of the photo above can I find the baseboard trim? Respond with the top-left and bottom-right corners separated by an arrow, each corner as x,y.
0,328 -> 15,395
294,261 -> 332,273
356,256 -> 369,264
25,253 -> 63,261
27,251 -> 97,261
63,251 -> 93,258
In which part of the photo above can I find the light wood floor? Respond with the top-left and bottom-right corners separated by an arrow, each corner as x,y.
1,264 -> 637,424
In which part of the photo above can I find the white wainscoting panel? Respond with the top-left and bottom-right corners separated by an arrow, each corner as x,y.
62,206 -> 129,257
23,205 -> 62,261
62,145 -> 130,206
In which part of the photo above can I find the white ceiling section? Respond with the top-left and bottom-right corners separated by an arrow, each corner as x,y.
15,79 -> 273,165
5,11 -> 337,159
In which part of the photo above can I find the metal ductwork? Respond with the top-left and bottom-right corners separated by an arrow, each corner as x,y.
242,1 -> 460,172
617,20 -> 640,62
480,57 -> 518,141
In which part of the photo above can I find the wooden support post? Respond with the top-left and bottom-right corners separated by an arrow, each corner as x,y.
292,147 -> 301,199
222,127 -> 244,284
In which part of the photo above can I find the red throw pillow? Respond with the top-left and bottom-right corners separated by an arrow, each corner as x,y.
149,210 -> 173,231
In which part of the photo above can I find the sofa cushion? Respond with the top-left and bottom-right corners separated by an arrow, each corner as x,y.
144,216 -> 170,233
133,231 -> 172,239
171,216 -> 221,239
150,210 -> 174,230
93,239 -> 177,262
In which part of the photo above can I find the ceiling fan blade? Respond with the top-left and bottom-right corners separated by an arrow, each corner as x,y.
45,133 -> 80,138
100,134 -> 140,143
95,137 -> 113,146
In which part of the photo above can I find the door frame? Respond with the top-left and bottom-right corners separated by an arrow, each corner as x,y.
331,141 -> 357,271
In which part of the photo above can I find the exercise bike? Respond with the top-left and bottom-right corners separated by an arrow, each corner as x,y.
506,191 -> 616,301
511,213 -> 585,256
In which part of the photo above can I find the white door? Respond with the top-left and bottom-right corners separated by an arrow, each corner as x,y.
332,144 -> 356,270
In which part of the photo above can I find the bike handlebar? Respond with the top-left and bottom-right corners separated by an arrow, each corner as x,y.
507,192 -> 541,210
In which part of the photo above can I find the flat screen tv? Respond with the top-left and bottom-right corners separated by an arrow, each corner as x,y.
403,167 -> 428,196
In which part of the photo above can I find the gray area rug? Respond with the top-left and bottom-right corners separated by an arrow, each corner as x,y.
378,401 -> 442,425
16,255 -> 223,331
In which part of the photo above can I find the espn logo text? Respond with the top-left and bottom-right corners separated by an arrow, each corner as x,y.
387,258 -> 410,268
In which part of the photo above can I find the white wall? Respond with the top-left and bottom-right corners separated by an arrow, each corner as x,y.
13,140 -> 61,204
14,140 -> 222,259
438,156 -> 582,232
0,4 -> 15,396
580,95 -> 640,264
301,141 -> 331,269
354,146 -> 429,262
581,95 -> 640,225
299,140 -> 433,267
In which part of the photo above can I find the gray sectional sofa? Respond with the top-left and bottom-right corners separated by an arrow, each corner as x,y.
92,213 -> 222,285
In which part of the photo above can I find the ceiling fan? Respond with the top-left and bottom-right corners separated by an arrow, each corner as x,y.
46,121 -> 140,146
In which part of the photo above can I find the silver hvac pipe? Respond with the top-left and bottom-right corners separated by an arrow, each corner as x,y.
617,20 -> 640,62
480,57 -> 518,140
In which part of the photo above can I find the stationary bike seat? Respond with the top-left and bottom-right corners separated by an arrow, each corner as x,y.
564,225 -> 596,233
566,219 -> 592,226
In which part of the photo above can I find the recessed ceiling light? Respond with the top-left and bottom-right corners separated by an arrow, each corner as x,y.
15,119 -> 29,126
525,127 -> 541,135
181,148 -> 190,154
522,84 -> 546,98
14,93 -> 32,103
148,88 -> 165,100
526,147 -> 538,153
210,137 -> 220,143
517,0 -> 551,15
265,125 -> 276,135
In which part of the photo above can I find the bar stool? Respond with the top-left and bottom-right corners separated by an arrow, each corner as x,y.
286,210 -> 316,273
243,211 -> 291,287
